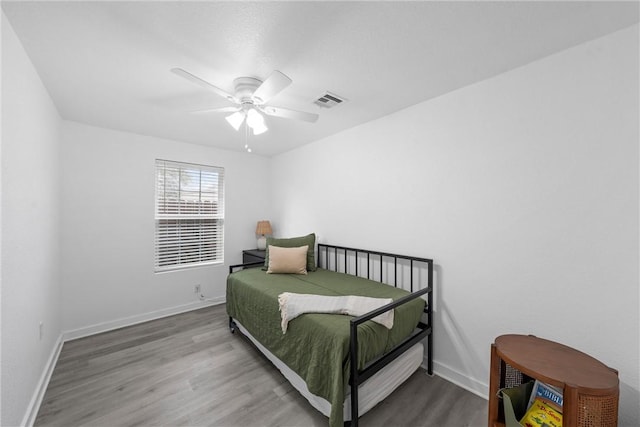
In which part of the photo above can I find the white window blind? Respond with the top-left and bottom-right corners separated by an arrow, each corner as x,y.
155,159 -> 224,271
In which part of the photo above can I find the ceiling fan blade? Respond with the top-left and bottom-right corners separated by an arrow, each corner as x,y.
171,68 -> 237,103
252,71 -> 292,104
260,105 -> 319,123
190,106 -> 240,114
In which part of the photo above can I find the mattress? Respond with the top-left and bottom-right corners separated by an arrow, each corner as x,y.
234,319 -> 424,421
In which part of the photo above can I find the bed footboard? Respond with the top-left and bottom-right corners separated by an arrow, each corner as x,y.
317,244 -> 433,427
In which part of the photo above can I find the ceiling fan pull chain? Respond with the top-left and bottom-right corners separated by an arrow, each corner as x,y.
244,119 -> 252,153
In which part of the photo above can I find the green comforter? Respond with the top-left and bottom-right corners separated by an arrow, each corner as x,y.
226,268 -> 425,427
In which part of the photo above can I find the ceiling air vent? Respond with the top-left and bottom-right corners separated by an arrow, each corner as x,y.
314,91 -> 347,109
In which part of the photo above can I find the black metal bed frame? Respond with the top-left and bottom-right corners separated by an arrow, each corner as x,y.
228,243 -> 433,427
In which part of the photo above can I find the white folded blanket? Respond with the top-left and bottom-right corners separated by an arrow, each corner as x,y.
277,292 -> 394,333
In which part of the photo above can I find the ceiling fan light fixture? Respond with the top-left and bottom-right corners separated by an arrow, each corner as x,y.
246,108 -> 265,128
225,110 -> 246,131
251,121 -> 268,135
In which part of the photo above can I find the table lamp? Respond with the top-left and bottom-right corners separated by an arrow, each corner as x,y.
255,220 -> 272,250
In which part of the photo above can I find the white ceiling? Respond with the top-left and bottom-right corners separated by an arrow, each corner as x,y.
3,1 -> 638,157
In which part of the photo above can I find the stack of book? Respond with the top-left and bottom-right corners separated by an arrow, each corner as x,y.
520,380 -> 563,427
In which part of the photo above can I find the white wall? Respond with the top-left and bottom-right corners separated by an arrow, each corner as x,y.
271,25 -> 639,425
3,9 -> 272,422
60,122 -> 271,335
1,13 -> 63,427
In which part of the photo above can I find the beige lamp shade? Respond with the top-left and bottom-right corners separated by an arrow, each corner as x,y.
255,220 -> 272,250
255,220 -> 272,236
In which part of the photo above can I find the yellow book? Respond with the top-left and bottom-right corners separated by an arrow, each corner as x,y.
520,397 -> 563,427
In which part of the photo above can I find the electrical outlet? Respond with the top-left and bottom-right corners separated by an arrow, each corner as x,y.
194,285 -> 201,294
39,322 -> 43,340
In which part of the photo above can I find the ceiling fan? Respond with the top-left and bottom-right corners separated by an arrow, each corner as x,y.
171,68 -> 319,136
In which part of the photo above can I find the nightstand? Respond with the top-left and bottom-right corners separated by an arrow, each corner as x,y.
242,249 -> 266,264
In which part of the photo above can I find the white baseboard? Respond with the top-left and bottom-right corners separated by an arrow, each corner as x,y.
63,297 -> 225,341
21,334 -> 64,427
426,358 -> 489,400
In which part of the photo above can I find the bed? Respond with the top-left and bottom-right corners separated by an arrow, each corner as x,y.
226,240 -> 433,427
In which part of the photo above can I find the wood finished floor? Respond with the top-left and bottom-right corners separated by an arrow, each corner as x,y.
35,304 -> 487,426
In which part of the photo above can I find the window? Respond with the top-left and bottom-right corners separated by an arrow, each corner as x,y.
155,159 -> 224,271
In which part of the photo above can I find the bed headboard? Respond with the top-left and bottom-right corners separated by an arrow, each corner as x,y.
316,243 -> 433,294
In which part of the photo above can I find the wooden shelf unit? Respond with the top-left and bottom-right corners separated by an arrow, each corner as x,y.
488,334 -> 619,427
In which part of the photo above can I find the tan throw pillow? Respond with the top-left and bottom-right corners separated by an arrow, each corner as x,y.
267,245 -> 309,275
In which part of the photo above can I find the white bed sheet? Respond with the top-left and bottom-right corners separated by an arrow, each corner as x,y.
234,319 -> 424,421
